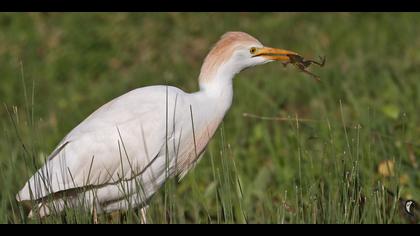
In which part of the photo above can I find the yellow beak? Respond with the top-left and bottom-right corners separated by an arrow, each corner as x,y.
253,47 -> 299,62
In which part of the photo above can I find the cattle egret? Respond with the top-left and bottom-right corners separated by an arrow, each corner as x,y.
16,31 -> 300,221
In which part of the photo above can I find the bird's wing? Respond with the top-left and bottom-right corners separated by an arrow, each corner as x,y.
17,86 -> 185,201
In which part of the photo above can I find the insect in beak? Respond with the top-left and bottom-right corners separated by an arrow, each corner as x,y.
285,54 -> 326,81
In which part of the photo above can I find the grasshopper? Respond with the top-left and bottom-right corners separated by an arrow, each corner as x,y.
284,54 -> 326,81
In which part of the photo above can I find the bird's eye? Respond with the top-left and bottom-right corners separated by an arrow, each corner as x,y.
250,47 -> 257,54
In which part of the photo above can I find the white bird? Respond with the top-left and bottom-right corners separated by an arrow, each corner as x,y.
16,31 -> 299,221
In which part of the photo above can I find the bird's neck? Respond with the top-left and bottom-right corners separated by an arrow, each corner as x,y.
199,77 -> 233,97
198,59 -> 240,96
195,64 -> 236,115
198,66 -> 235,100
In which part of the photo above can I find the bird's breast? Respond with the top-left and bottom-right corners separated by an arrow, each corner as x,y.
174,114 -> 224,178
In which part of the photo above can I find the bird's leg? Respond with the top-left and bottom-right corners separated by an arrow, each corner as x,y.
140,206 -> 149,224
92,204 -> 98,224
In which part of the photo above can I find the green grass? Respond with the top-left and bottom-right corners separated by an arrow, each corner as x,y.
1,12 -> 420,224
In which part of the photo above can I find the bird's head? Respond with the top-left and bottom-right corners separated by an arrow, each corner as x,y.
199,31 -> 299,86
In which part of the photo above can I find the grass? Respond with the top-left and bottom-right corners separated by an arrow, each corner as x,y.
1,12 -> 420,224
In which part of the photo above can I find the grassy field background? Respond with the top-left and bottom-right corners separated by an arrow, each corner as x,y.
0,13 -> 419,223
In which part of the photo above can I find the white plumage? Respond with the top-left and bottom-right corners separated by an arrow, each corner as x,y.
16,31 -> 298,219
